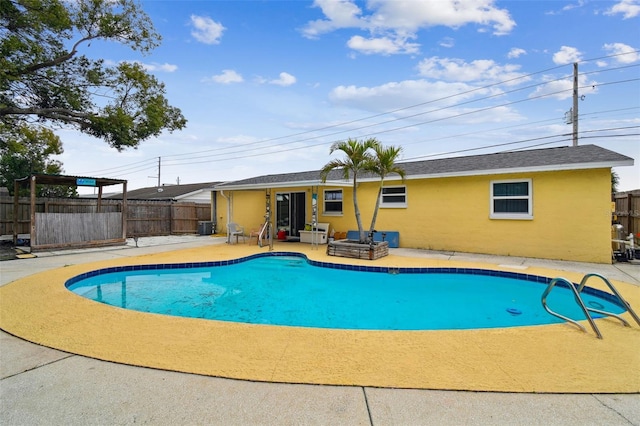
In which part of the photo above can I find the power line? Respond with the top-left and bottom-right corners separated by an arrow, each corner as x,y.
75,53 -> 639,178
158,73 -> 637,166
579,49 -> 640,66
154,102 -> 639,168
160,77 -> 577,165
162,76 -> 637,167
581,63 -> 640,77
95,102 -> 639,174
160,61 -> 571,160
404,125 -> 640,162
402,134 -> 573,162
76,157 -> 158,175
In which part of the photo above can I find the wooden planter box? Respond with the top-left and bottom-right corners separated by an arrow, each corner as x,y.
326,239 -> 389,260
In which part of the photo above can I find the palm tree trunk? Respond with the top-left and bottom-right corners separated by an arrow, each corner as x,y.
353,177 -> 366,243
367,184 -> 383,243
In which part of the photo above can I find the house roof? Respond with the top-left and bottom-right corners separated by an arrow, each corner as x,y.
214,144 -> 634,190
108,182 -> 219,200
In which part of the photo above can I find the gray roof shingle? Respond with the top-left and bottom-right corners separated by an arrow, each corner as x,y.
399,144 -> 632,176
215,144 -> 633,190
108,182 -> 219,200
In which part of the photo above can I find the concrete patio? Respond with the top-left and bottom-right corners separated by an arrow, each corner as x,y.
1,235 -> 639,425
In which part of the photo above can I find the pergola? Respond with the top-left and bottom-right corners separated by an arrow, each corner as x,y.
13,174 -> 128,250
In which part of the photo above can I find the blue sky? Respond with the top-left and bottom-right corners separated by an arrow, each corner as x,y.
60,0 -> 639,193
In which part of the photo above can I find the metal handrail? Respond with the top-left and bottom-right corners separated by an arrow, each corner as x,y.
257,221 -> 269,248
541,277 -> 603,339
577,273 -> 640,328
542,273 -> 640,339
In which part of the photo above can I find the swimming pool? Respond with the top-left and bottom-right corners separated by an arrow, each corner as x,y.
66,253 -> 625,330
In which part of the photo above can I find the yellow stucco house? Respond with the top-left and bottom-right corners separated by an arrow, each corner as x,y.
212,144 -> 633,264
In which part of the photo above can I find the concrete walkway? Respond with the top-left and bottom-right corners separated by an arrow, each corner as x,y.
1,236 -> 639,425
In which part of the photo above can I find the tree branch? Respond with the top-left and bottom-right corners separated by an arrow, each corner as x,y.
22,36 -> 94,75
0,106 -> 92,127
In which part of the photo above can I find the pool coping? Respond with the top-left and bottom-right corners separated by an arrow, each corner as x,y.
1,243 -> 639,393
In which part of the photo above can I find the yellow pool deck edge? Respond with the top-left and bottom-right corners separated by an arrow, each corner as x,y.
1,242 -> 639,393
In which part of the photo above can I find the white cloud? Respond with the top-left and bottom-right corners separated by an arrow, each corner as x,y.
190,15 -> 225,44
347,35 -> 419,55
367,0 -> 515,35
605,0 -> 640,18
329,79 -> 483,112
603,42 -> 640,63
439,37 -> 455,48
507,48 -> 526,59
303,0 -> 515,37
302,0 -> 364,38
209,69 -> 244,84
552,46 -> 582,65
302,0 -> 515,55
529,74 -> 597,101
139,62 -> 178,72
417,57 -> 529,85
121,60 -> 178,72
269,72 -> 297,86
328,79 -> 524,126
563,0 -> 586,11
216,135 -> 259,145
545,0 -> 586,15
529,78 -> 573,101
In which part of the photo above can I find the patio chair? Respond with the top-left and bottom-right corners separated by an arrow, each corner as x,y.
228,222 -> 245,244
247,223 -> 268,245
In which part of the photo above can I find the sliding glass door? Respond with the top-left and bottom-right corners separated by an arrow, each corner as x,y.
275,192 -> 306,238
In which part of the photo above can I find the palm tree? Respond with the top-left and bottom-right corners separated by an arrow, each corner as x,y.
320,138 -> 378,243
367,144 -> 405,242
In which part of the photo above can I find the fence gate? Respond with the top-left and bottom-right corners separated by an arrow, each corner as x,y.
614,191 -> 639,237
171,202 -> 212,234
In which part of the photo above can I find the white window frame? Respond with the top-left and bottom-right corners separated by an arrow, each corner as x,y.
323,189 -> 343,216
380,185 -> 407,208
490,179 -> 533,220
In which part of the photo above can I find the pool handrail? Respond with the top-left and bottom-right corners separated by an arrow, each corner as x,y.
541,273 -> 639,339
577,273 -> 640,328
541,277 -> 603,339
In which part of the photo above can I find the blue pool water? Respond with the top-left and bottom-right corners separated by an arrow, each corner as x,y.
66,254 -> 625,330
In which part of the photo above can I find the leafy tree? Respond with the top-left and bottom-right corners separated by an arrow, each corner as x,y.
0,0 -> 187,151
0,123 -> 76,196
611,170 -> 620,194
367,143 -> 405,239
320,138 -> 378,243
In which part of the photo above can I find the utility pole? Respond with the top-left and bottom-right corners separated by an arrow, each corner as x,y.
572,62 -> 578,146
149,157 -> 161,187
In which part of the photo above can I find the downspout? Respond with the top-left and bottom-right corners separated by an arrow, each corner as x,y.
211,190 -> 217,224
220,190 -> 231,243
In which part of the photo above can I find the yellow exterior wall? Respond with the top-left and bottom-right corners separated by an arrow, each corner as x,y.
216,168 -> 613,263
215,190 -> 269,235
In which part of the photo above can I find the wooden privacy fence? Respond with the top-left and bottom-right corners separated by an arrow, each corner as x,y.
614,191 -> 640,237
34,212 -> 123,250
1,197 -> 212,239
125,200 -> 212,236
